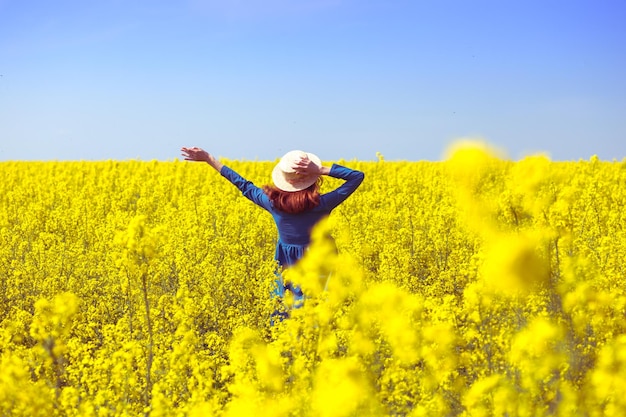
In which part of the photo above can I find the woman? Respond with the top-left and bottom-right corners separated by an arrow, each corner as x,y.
180,146 -> 364,318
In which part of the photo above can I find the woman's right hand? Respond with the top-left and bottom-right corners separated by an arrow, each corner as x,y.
293,156 -> 330,176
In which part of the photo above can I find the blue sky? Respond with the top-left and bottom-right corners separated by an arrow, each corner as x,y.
1,0 -> 624,161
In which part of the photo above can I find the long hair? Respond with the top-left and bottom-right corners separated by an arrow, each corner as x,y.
263,179 -> 322,214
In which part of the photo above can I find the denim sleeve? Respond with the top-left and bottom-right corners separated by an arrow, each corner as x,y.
220,165 -> 273,211
321,164 -> 365,210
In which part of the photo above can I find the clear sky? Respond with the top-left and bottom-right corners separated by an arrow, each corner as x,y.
1,0 -> 625,162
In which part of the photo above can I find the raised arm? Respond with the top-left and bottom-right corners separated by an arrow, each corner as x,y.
320,164 -> 365,210
290,156 -> 364,209
181,146 -> 272,211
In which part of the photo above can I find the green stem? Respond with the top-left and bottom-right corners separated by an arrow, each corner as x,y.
141,271 -> 154,415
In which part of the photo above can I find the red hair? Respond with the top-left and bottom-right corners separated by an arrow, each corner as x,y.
263,180 -> 321,214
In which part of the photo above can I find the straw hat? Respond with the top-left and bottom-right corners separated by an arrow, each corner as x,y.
272,150 -> 322,192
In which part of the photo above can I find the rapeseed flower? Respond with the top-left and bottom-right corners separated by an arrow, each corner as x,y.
1,149 -> 625,416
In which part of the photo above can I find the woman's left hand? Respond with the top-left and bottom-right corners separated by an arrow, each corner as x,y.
181,147 -> 210,162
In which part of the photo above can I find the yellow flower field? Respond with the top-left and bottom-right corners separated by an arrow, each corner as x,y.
1,141 -> 625,416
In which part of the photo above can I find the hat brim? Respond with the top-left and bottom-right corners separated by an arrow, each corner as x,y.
272,152 -> 322,192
